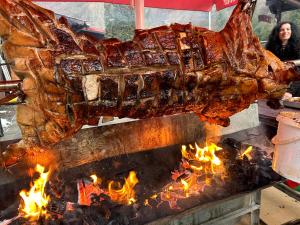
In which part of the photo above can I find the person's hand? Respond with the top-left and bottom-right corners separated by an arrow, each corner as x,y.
282,92 -> 293,101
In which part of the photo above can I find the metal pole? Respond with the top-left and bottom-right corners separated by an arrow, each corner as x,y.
0,54 -> 11,81
208,11 -> 212,30
135,0 -> 144,29
250,190 -> 261,225
287,59 -> 300,66
0,80 -> 22,92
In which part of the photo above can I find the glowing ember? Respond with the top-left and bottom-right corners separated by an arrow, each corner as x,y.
150,194 -> 158,200
77,177 -> 103,206
19,164 -> 50,221
108,171 -> 139,205
144,199 -> 151,207
90,174 -> 101,185
161,142 -> 224,208
181,142 -> 223,174
241,146 -> 253,159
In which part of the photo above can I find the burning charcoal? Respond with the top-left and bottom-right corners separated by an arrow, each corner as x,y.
65,183 -> 79,203
88,199 -> 111,220
47,199 -> 66,215
196,174 -> 215,186
174,171 -> 191,182
218,148 -> 238,161
89,194 -> 102,206
48,177 -> 64,199
99,196 -> 119,209
47,198 -> 67,215
222,138 -> 241,152
77,179 -> 102,206
62,208 -> 84,225
81,206 -> 106,225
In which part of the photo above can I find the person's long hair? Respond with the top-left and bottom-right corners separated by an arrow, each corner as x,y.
266,21 -> 300,60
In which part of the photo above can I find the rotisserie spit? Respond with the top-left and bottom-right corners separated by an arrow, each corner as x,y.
0,0 -> 299,166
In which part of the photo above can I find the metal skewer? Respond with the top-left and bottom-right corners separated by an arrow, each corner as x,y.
0,80 -> 22,92
0,80 -> 24,105
286,59 -> 300,66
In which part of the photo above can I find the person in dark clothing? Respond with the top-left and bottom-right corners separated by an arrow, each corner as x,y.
266,22 -> 300,61
267,22 -> 300,190
266,22 -> 300,97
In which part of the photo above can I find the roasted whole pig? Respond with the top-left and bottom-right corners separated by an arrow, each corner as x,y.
0,0 -> 298,166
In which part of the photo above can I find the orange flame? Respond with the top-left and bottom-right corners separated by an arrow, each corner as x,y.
241,146 -> 253,159
90,174 -> 101,185
19,164 -> 50,221
181,142 -> 223,174
108,171 -> 139,205
161,142 -> 224,208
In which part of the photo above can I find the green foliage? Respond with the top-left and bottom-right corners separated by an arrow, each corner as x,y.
104,4 -> 135,41
251,9 -> 300,43
103,1 -> 300,43
252,18 -> 276,43
281,9 -> 300,29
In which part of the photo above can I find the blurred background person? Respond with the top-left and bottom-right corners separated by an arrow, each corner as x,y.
266,21 -> 300,61
266,21 -> 300,191
266,22 -> 300,99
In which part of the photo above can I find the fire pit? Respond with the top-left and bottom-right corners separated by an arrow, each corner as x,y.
0,133 -> 281,225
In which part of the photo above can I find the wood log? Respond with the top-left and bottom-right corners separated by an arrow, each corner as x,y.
53,113 -> 205,169
1,113 -> 204,170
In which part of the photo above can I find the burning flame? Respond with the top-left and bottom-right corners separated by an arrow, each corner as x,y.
19,164 -> 50,220
90,174 -> 101,185
108,171 -> 139,205
181,143 -> 222,174
241,146 -> 253,159
161,142 -> 224,208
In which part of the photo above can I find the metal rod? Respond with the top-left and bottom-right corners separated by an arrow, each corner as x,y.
0,62 -> 12,66
0,90 -> 23,105
135,0 -> 144,29
274,182 -> 300,202
0,80 -> 22,92
199,204 -> 260,225
287,59 -> 300,66
0,54 -> 11,81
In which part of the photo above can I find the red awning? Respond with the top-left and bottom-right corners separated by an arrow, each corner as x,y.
34,0 -> 238,12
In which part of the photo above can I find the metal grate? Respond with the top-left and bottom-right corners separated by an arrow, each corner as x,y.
146,190 -> 262,225
0,38 -> 11,81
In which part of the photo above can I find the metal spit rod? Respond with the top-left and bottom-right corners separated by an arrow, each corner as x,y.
287,59 -> 300,66
0,80 -> 24,105
0,80 -> 22,92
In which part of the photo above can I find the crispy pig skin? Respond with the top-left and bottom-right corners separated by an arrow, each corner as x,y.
0,0 -> 299,165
